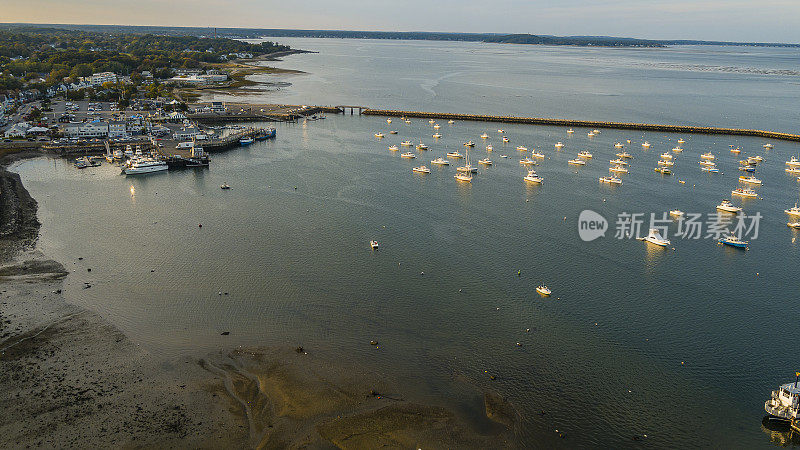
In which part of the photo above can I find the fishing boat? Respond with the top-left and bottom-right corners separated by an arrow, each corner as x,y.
614,142 -> 624,148
516,146 -> 528,152
388,145 -> 399,151
718,234 -> 748,249
416,142 -> 429,150
519,157 -> 536,165
432,133 -> 442,138
124,158 -> 168,175
716,200 -> 742,213
401,140 -> 413,146
478,158 -> 492,165
732,188 -> 758,198
413,165 -> 431,174
765,379 -> 800,422
568,159 -> 586,166
660,152 -> 673,160
617,152 -> 633,159
446,151 -> 464,158
700,152 -> 715,160
610,159 -> 628,166
555,142 -> 564,149
401,152 -> 416,159
785,204 -> 800,217
536,286 -> 552,296
610,165 -> 628,174
578,151 -> 593,158
524,169 -> 543,184
431,158 -> 450,166
566,129 -> 574,134
655,167 -> 672,175
786,156 -> 800,167
599,176 -> 623,185
739,175 -> 762,185
638,228 -> 670,247
464,141 -> 476,147
642,142 -> 651,148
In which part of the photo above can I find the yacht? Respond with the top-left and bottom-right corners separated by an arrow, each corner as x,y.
577,151 -> 593,158
639,228 -> 670,247
700,152 -> 715,160
531,151 -> 545,158
718,234 -> 748,249
519,157 -> 536,165
555,142 -> 564,149
764,143 -> 774,149
738,175 -> 762,185
454,172 -> 473,182
524,169 -> 543,184
478,158 -> 492,165
568,159 -> 587,166
716,200 -> 742,213
610,159 -> 628,166
765,381 -> 800,422
432,133 -> 443,138
516,146 -> 528,152
446,151 -> 464,158
732,188 -> 758,198
480,133 -> 489,139
785,204 -> 800,217
617,152 -> 633,159
678,139 -> 685,144
609,165 -> 628,174
464,141 -> 476,147
124,158 -> 168,175
566,129 -> 574,134
431,158 -> 450,166
614,142 -> 624,148
642,142 -> 651,148
660,152 -> 673,160
536,285 -> 552,296
599,176 -> 623,185
669,210 -> 684,217
401,140 -> 413,146
401,152 -> 416,159
786,156 -> 800,167
672,147 -> 683,152
457,165 -> 478,173
502,136 -> 510,143
654,167 -> 672,175
413,165 -> 431,174
701,166 -> 719,173
486,145 -> 493,151
658,160 -> 674,166
416,142 -> 429,150
388,145 -> 399,151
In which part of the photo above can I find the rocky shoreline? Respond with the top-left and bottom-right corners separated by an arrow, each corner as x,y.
0,153 -> 519,448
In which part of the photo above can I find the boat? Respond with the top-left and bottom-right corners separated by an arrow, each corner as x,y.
578,151 -> 592,158
433,124 -> 441,129
716,200 -> 742,213
480,133 -> 489,139
454,173 -> 473,182
524,169 -> 543,184
764,143 -> 774,149
519,157 -> 536,165
457,165 -> 478,173
785,167 -> 800,175
718,234 -> 748,249
617,152 -> 633,159
730,147 -> 741,154
614,142 -> 624,148
416,143 -> 429,150
387,118 -> 392,124
486,145 -> 493,151
113,149 -> 124,160
446,151 -> 464,158
431,157 -> 450,166
516,146 -> 528,152
588,132 -> 595,137
786,156 -> 800,167
124,144 -> 134,158
678,139 -> 685,144
638,228 -> 670,247
699,160 -> 716,167
388,145 -> 399,151
239,137 -> 254,145
536,286 -> 552,296
765,380 -> 800,422
404,119 -> 411,124
105,153 -> 115,163
739,166 -> 755,172
658,160 -> 674,166
428,119 -> 436,124
531,151 -> 545,159
700,152 -> 715,160
374,132 -> 385,138
672,147 -> 683,152
642,142 -> 651,148
732,188 -> 758,198
610,159 -> 628,166
433,133 -> 442,138
609,165 -> 628,174
785,204 -> 800,217
502,136 -> 510,143
599,176 -> 623,185
401,152 -> 416,159
592,129 -> 600,134
566,129 -> 574,134
389,130 -> 398,134
669,210 -> 684,217
555,142 -> 564,149
568,159 -> 586,166
370,240 -> 379,249
738,175 -> 762,185
497,129 -> 505,133
478,158 -> 492,165
788,222 -> 800,229
748,156 -> 761,164
220,183 -> 231,189
413,165 -> 431,174
464,141 -> 476,147
448,120 -> 455,124
401,140 -> 413,146
124,158 -> 168,175
655,167 -> 672,175
660,152 -> 673,160
74,157 -> 89,169
701,166 -> 719,173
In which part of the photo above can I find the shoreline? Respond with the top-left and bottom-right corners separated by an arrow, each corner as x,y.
0,154 -> 520,447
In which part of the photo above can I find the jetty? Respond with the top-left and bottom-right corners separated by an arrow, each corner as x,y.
361,109 -> 800,142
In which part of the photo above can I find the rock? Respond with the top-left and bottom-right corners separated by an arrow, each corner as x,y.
484,392 -> 516,428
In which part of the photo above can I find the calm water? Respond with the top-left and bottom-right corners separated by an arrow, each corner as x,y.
13,41 -> 800,447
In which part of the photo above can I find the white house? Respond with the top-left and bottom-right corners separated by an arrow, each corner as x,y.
90,72 -> 117,86
173,125 -> 202,140
108,121 -> 127,138
63,122 -> 109,138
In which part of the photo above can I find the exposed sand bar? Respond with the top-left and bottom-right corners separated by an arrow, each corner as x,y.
362,109 -> 800,142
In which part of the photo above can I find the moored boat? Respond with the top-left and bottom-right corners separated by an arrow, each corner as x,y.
639,228 -> 670,247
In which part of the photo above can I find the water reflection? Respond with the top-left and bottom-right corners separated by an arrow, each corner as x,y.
761,416 -> 800,447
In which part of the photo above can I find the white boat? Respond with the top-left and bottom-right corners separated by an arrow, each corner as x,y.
609,165 -> 628,174
786,156 -> 800,167
747,156 -> 762,164
700,152 -> 715,160
588,132 -> 595,137
124,158 -> 168,175
519,157 -> 536,165
555,142 -> 564,149
413,165 -> 431,174
448,120 -> 455,124
610,159 -> 628,166
716,200 -> 742,213
401,152 -> 416,159
220,183 -> 231,190
617,152 -> 633,159
785,167 -> 800,174
388,145 -> 399,151
660,152 -> 673,160
599,176 -> 623,185
486,145 -> 493,151
389,130 -> 398,134
577,151 -> 592,158
592,129 -> 600,134
672,147 -> 683,152
639,228 -> 670,247
373,132 -> 385,138
240,137 -> 254,145
642,142 -> 651,148
387,118 -> 392,124
699,160 -> 716,167
614,142 -> 624,148
730,147 -> 740,154
765,381 -> 800,421
531,151 -> 545,158
433,133 -> 443,138
446,151 -> 464,158
701,166 -> 719,173
738,175 -> 762,185
658,159 -> 674,166
677,139 -> 685,144
654,167 -> 672,175
457,165 -> 478,173
568,159 -> 586,166
416,143 -> 429,150
536,285 -> 551,296
732,188 -> 757,198
480,133 -> 489,139
454,173 -> 473,182
524,169 -> 543,184
401,140 -> 413,146
516,146 -> 528,152
502,136 -> 510,143
433,124 -> 441,129
428,119 -> 436,124
669,210 -> 684,217
785,204 -> 800,217
566,129 -> 574,134
788,222 -> 800,229
497,129 -> 505,133
431,158 -> 450,166
464,141 -> 476,147
764,143 -> 774,149
370,240 -> 379,249
478,158 -> 492,165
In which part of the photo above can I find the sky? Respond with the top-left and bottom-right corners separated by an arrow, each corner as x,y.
3,0 -> 799,43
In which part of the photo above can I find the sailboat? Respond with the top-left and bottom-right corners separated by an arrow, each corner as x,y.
455,145 -> 474,182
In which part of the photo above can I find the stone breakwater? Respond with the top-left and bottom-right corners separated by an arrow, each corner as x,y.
361,109 -> 800,142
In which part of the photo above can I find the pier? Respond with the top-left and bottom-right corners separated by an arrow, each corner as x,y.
361,109 -> 800,142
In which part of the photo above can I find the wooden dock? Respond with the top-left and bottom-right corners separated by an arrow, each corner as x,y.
361,109 -> 800,142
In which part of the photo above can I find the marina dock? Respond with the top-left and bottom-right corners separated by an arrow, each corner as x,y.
361,109 -> 800,142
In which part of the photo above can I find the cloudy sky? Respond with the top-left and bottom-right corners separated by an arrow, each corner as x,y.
3,0 -> 798,43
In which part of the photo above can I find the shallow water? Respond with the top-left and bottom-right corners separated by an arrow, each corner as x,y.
14,40 -> 800,447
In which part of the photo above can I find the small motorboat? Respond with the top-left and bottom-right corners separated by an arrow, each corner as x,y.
701,166 -> 719,173
239,137 -> 254,145
639,228 -> 670,247
617,152 -> 633,159
578,151 -> 592,158
764,143 -> 774,149
642,142 -> 651,148
655,167 -> 672,175
519,157 -> 536,165
416,143 -> 429,150
413,165 -> 431,174
464,141 -> 476,147
660,152 -> 673,160
568,159 -> 586,166
609,165 -> 628,174
610,159 -> 628,166
401,152 -> 416,159
389,130 -> 398,134
486,145 -> 493,151
432,133 -> 442,138
658,159 -> 674,166
536,286 -> 552,296
502,136 -> 510,143
374,132 -> 385,138
732,188 -> 757,198
739,166 -> 755,172
454,173 -> 473,182
220,183 -> 231,190
599,176 -> 623,185
738,175 -> 762,185
555,142 -> 564,149
614,142 -> 624,148
678,139 -> 685,144
566,129 -> 574,134
669,210 -> 684,217
370,240 -> 379,249
431,158 -> 450,166
388,145 -> 399,151
524,169 -> 543,184
700,152 -> 715,160
401,140 -> 413,146
531,151 -> 545,159
516,146 -> 528,152
446,151 -> 464,158
478,158 -> 492,165
448,120 -> 455,124
672,147 -> 683,152
785,204 -> 800,217
480,133 -> 489,139
716,200 -> 742,214
718,235 -> 748,249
